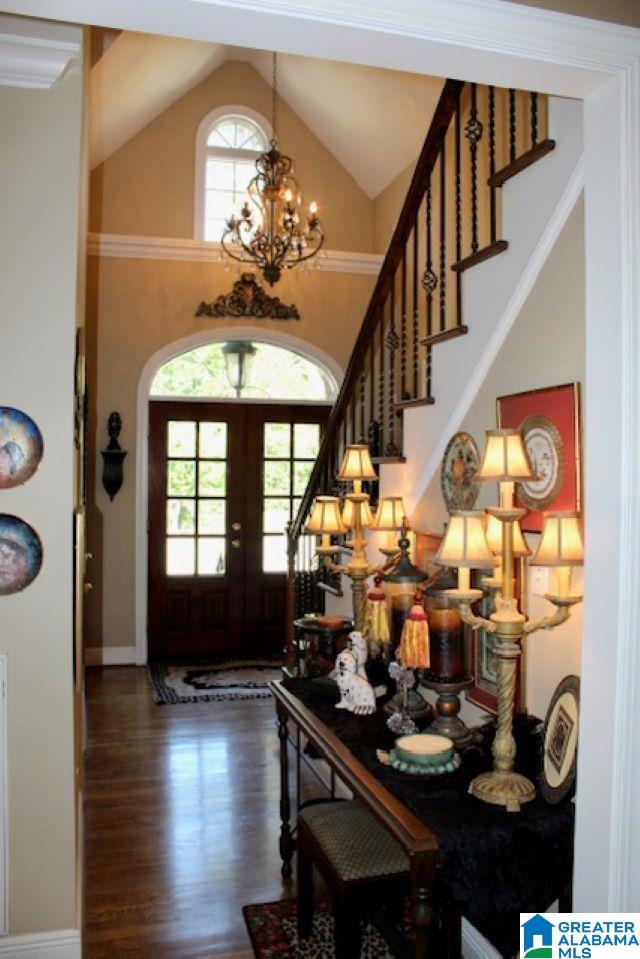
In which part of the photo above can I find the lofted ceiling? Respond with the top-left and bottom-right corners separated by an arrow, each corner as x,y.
89,31 -> 444,199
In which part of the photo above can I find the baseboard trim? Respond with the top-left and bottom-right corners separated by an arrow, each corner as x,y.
0,929 -> 81,958
85,646 -> 136,666
462,919 -> 499,959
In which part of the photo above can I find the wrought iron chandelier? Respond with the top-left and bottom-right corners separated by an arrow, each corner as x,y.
221,52 -> 324,286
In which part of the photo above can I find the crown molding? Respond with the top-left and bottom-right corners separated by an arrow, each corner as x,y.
0,14 -> 81,89
86,232 -> 383,276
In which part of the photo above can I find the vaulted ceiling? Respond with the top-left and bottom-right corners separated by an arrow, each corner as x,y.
89,31 -> 444,199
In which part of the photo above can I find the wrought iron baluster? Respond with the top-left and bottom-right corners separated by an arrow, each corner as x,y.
351,392 -> 356,446
400,248 -> 408,400
359,363 -> 366,442
488,85 -> 497,244
378,306 -> 385,454
412,214 -> 419,397
530,91 -> 538,147
385,287 -> 400,456
439,144 -> 446,333
465,82 -> 483,257
509,88 -> 516,163
422,175 -> 436,397
455,86 -> 462,327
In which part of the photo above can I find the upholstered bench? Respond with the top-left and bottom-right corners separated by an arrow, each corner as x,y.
297,799 -> 411,958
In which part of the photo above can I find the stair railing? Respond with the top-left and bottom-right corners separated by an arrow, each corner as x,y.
286,79 -> 553,646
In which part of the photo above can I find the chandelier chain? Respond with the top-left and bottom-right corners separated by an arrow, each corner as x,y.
271,51 -> 278,142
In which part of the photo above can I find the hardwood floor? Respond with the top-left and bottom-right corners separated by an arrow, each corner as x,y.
84,667 -> 299,958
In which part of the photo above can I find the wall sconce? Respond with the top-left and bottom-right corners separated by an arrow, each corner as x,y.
101,412 -> 127,501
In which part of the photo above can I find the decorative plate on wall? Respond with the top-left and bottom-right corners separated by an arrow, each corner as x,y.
0,408 -> 44,490
441,432 -> 480,511
540,674 -> 580,804
517,414 -> 565,512
0,515 -> 43,595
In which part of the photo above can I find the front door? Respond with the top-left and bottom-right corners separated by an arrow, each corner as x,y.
148,401 -> 328,661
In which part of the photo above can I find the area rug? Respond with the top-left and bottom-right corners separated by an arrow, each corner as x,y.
148,660 -> 282,704
242,896 -> 399,958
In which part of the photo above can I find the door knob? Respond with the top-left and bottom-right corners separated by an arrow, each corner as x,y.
231,539 -> 241,549
232,522 -> 242,531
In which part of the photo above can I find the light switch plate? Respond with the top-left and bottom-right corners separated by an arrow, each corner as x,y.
530,566 -> 549,595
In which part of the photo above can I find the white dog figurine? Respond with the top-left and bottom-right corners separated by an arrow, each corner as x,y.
347,630 -> 368,680
333,649 -> 376,715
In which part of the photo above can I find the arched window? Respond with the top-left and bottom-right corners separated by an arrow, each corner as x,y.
194,107 -> 270,242
150,340 -> 338,403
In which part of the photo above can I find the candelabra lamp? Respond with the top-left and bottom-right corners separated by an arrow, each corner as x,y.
371,496 -> 407,558
436,429 -> 584,812
307,444 -> 383,632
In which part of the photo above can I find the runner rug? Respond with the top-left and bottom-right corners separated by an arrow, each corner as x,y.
148,660 -> 282,704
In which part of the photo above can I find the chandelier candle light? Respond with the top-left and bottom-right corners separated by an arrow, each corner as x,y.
435,428 -> 584,812
221,52 -> 324,286
371,496 -> 407,557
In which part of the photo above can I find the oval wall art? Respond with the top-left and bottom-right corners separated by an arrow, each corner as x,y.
0,408 -> 44,490
0,515 -> 43,595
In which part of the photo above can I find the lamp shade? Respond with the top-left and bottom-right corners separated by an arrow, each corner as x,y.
435,511 -> 493,568
336,444 -> 377,482
530,512 -> 584,566
478,429 -> 534,482
371,496 -> 406,531
485,513 -> 531,558
341,496 -> 373,530
305,496 -> 346,535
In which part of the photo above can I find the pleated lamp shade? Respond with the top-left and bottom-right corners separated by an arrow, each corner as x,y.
336,444 -> 377,482
485,513 -> 531,558
530,512 -> 584,566
305,496 -> 346,535
435,511 -> 494,568
341,497 -> 373,530
371,496 -> 406,531
478,429 -> 534,482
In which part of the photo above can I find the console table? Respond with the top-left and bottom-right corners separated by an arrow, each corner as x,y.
271,677 -> 574,959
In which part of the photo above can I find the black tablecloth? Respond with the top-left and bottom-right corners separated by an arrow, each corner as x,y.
283,677 -> 574,958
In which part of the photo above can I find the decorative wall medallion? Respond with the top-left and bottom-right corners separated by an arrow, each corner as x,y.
0,515 -> 43,595
195,273 -> 300,321
0,408 -> 44,490
518,414 -> 565,512
441,432 -> 480,511
540,674 -> 580,804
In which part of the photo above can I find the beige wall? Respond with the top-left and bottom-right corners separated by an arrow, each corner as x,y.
0,67 -> 83,933
85,258 -> 374,651
414,196 -> 585,721
373,161 -> 415,254
90,58 -> 375,252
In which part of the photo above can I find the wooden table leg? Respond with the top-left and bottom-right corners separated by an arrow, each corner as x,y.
276,700 -> 295,879
411,854 -> 439,958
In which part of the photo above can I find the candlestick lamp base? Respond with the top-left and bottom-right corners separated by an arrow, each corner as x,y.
469,769 -> 536,812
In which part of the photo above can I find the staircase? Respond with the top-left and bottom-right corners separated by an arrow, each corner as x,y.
286,78 -> 562,651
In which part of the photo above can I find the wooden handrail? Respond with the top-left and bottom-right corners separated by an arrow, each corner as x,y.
289,78 -> 464,544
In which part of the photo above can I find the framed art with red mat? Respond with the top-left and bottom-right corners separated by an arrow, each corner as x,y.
497,382 -> 582,533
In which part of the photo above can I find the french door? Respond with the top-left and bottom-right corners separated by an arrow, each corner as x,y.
148,401 -> 329,661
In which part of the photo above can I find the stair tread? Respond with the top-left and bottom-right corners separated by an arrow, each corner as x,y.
395,397 -> 435,411
421,325 -> 468,348
489,139 -> 555,188
452,240 -> 508,273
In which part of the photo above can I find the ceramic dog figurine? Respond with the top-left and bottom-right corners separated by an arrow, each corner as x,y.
347,630 -> 368,679
333,649 -> 376,715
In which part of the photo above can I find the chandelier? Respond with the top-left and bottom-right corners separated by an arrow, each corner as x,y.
221,52 -> 324,286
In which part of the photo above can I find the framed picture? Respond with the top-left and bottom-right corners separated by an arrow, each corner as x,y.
466,559 -> 527,713
540,674 -> 580,804
497,383 -> 582,533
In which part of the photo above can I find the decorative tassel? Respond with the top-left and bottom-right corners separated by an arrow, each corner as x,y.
363,575 -> 390,657
398,593 -> 430,669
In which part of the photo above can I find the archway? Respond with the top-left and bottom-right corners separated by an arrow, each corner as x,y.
135,326 -> 342,663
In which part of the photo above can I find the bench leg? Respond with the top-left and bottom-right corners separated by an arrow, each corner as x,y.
297,841 -> 314,939
333,907 -> 362,959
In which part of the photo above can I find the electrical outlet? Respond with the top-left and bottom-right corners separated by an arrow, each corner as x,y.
530,566 -> 548,595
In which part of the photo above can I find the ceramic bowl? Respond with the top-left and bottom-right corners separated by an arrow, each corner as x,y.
394,733 -> 455,768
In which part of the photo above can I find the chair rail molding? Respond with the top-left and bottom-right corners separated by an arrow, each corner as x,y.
0,14 -> 80,89
86,233 -> 383,276
5,0 -> 639,916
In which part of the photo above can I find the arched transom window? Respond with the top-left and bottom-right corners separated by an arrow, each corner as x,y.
194,108 -> 270,242
150,341 -> 338,403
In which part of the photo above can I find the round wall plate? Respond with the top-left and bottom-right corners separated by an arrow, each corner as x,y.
0,408 -> 44,490
0,514 -> 43,596
441,431 -> 480,511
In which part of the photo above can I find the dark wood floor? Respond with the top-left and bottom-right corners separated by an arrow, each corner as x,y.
84,666 -> 300,958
